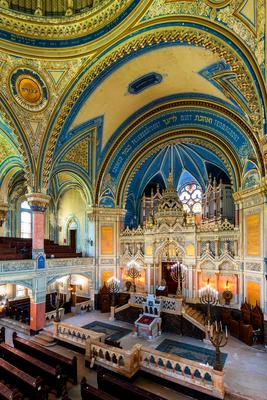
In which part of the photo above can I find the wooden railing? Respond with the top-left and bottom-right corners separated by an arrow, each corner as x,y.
85,340 -> 225,399
53,322 -> 105,349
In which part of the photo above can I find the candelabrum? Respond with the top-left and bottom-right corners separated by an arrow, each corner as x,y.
208,320 -> 228,371
107,277 -> 120,306
199,279 -> 218,323
170,261 -> 186,298
127,267 -> 141,293
50,293 -> 64,322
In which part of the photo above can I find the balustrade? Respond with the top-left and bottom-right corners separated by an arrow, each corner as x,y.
85,338 -> 225,399
86,339 -> 141,378
53,321 -> 105,349
74,299 -> 93,314
45,307 -> 65,324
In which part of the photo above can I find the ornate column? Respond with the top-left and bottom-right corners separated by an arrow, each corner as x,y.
147,264 -> 151,293
26,193 -> 50,333
187,264 -> 193,300
26,193 -> 50,259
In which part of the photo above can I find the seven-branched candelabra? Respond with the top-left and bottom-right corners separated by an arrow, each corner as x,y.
107,277 -> 120,306
127,267 -> 141,293
50,293 -> 64,322
170,261 -> 187,298
208,320 -> 228,371
199,279 -> 218,323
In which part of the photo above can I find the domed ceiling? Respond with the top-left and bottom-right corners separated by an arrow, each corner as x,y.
4,0 -> 98,17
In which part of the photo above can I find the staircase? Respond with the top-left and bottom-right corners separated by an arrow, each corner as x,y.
31,329 -> 56,347
183,304 -> 206,332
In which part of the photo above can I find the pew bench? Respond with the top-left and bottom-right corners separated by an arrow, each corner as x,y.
0,343 -> 64,397
13,332 -> 78,384
81,377 -> 117,400
97,370 -> 167,400
0,381 -> 23,400
0,358 -> 45,399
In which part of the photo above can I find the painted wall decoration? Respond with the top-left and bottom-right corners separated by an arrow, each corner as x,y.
10,68 -> 48,111
186,244 -> 195,257
101,271 -> 114,287
246,214 -> 260,257
242,170 -> 260,189
101,226 -> 114,255
246,281 -> 260,306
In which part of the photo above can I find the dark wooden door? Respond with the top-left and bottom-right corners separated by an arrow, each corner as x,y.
70,229 -> 76,250
162,262 -> 178,295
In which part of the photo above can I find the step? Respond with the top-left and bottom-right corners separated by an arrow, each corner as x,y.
31,332 -> 56,347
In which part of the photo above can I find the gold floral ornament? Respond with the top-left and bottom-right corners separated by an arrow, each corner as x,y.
10,68 -> 48,111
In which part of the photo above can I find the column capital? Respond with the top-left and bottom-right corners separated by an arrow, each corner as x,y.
26,193 -> 50,212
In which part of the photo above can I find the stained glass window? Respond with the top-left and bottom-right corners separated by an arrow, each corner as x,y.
179,184 -> 202,213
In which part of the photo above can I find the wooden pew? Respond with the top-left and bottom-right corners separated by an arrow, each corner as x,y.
81,377 -> 117,400
0,327 -> 5,343
0,382 -> 23,400
13,332 -> 78,384
97,370 -> 166,400
0,358 -> 45,399
0,343 -> 64,397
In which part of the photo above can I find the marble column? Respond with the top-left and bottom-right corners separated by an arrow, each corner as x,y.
26,193 -> 50,333
26,193 -> 50,259
147,264 -> 151,293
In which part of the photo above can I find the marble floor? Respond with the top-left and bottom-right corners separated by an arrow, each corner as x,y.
3,311 -> 267,400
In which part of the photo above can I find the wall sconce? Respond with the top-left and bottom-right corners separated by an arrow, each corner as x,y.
88,238 -> 93,246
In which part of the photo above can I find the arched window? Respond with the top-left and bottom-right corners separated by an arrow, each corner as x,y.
179,183 -> 202,214
21,200 -> 32,238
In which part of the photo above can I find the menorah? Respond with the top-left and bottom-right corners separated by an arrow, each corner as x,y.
107,276 -> 120,306
170,262 -> 186,298
127,267 -> 141,293
50,293 -> 64,322
199,279 -> 218,323
208,320 -> 228,371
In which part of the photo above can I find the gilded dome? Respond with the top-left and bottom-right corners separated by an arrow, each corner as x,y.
0,0 -> 105,17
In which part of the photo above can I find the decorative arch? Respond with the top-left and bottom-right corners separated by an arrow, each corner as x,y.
154,239 -> 185,264
0,99 -> 34,188
118,132 -> 242,210
39,21 -> 266,191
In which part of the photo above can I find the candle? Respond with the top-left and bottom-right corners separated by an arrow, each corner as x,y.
225,325 -> 228,338
220,321 -> 222,331
215,321 -> 218,332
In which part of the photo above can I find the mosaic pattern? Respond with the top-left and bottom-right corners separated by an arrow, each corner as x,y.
156,339 -> 227,368
82,321 -> 131,341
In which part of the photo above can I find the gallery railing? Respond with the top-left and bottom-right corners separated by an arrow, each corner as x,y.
53,321 -> 105,348
85,339 -> 225,399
